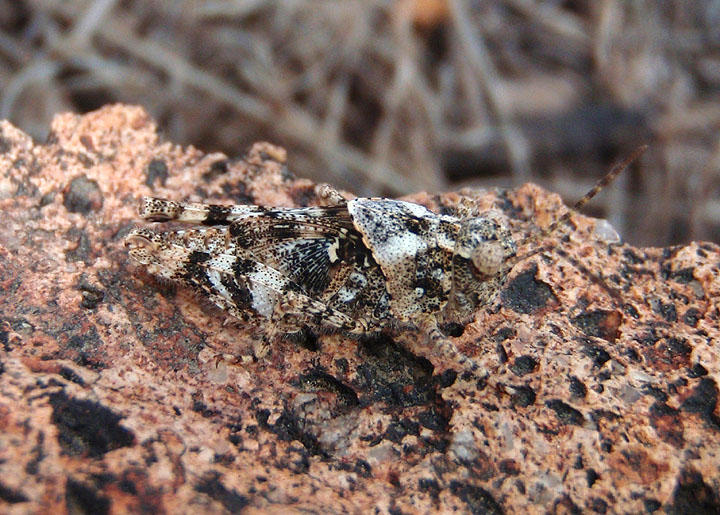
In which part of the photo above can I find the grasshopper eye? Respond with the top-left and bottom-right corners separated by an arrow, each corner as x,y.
470,237 -> 510,276
456,212 -> 516,278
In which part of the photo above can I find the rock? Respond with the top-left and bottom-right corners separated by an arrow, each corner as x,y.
0,105 -> 718,513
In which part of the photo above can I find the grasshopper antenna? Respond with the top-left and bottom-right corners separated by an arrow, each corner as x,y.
503,145 -> 648,270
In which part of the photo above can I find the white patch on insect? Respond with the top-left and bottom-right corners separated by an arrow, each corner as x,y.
400,200 -> 437,218
327,239 -> 340,263
248,280 -> 277,318
335,287 -> 356,303
382,232 -> 428,264
336,272 -> 367,303
206,269 -> 231,301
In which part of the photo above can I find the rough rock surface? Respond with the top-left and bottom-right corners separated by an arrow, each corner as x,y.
1,105 -> 719,513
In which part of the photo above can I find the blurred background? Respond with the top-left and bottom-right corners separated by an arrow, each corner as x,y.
1,0 -> 719,246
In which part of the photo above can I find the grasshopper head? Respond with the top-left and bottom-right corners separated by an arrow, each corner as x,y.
455,211 -> 516,277
446,211 -> 517,323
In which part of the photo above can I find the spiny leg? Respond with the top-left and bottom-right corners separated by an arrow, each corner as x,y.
138,197 -> 265,225
274,288 -> 365,334
418,317 -> 489,380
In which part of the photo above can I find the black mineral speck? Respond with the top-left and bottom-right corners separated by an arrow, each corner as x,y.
39,191 -> 55,207
256,408 -> 324,456
63,175 -> 103,214
64,324 -> 104,366
666,468 -> 720,515
501,264 -> 556,314
669,267 -> 695,284
643,498 -> 661,512
59,366 -> 85,386
581,343 -> 611,368
496,344 -> 508,364
202,159 -> 229,182
384,419 -> 420,443
680,378 -> 719,429
65,479 -> 110,515
498,459 -> 520,476
335,358 -> 349,374
623,303 -> 640,319
552,496 -> 581,514
0,482 -> 29,504
509,384 -> 536,408
356,333 -> 435,407
657,302 -> 678,323
586,468 -> 600,487
354,459 -> 372,478
289,184 -> 319,207
666,337 -> 692,357
435,368 -> 457,389
297,370 -> 358,408
0,135 -> 10,154
418,408 -> 449,431
441,322 -> 465,337
49,391 -> 134,457
546,399 -> 584,426
638,330 -> 661,346
591,409 -> 620,422
0,327 -> 8,352
623,248 -> 644,264
571,310 -> 621,342
623,347 -> 640,362
494,327 -> 516,342
688,363 -> 708,378
683,308 -> 701,327
450,481 -> 504,515
597,369 -> 611,382
510,355 -> 538,376
569,376 -> 587,399
278,163 -> 294,181
588,497 -> 608,514
482,402 -> 499,412
418,478 -> 441,497
195,472 -> 249,512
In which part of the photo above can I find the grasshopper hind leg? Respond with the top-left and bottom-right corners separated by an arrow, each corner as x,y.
137,196 -> 264,225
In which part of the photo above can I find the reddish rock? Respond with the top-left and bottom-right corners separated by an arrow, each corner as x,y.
0,105 -> 718,513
